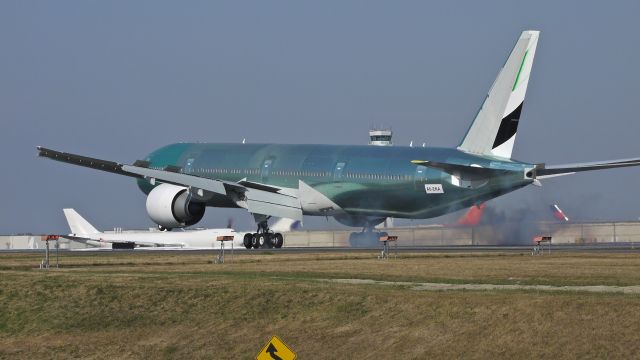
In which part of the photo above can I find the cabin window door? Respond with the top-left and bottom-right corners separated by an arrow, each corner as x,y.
185,158 -> 195,174
414,165 -> 427,191
261,159 -> 273,182
333,162 -> 346,181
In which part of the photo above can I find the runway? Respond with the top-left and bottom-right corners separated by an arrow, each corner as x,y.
3,243 -> 640,254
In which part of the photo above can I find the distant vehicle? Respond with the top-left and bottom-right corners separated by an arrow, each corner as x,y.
63,208 -> 243,250
39,30 -> 640,248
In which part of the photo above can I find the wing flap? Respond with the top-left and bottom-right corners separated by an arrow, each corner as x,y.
242,188 -> 303,221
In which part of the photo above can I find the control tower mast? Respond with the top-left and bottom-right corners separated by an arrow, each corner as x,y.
369,127 -> 394,229
368,128 -> 393,146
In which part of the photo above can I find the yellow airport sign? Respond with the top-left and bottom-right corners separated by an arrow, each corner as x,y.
256,335 -> 296,360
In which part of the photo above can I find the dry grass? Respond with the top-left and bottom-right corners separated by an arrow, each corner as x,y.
1,251 -> 640,359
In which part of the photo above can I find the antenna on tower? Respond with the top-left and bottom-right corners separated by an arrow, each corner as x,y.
369,127 -> 393,146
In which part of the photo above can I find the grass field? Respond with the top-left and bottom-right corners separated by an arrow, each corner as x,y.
2,250 -> 640,359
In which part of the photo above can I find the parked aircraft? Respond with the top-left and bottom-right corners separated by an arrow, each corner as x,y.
62,208 -> 242,249
38,31 -> 640,247
453,203 -> 486,227
550,204 -> 569,222
62,209 -> 299,249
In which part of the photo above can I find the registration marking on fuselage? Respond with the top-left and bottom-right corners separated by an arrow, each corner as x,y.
425,184 -> 444,194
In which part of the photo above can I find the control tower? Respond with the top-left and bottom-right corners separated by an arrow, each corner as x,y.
368,128 -> 393,146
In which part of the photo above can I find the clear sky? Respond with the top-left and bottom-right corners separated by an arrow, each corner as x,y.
1,1 -> 639,234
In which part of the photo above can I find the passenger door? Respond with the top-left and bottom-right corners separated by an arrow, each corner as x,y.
333,162 -> 346,181
414,165 -> 427,191
261,159 -> 273,183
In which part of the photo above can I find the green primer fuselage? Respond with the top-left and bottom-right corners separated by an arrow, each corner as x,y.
138,143 -> 534,220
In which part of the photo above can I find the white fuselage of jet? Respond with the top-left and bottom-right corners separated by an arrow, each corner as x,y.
76,228 -> 244,249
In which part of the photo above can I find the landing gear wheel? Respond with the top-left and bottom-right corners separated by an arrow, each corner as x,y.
251,233 -> 260,249
274,233 -> 284,248
243,233 -> 253,249
257,234 -> 266,248
264,233 -> 274,248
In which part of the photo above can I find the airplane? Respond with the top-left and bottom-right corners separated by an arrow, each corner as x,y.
427,201 -> 566,229
62,208 -> 242,249
62,208 -> 299,249
453,203 -> 486,227
550,204 -> 569,222
37,30 -> 640,248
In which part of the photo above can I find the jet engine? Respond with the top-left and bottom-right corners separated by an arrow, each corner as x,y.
145,183 -> 205,229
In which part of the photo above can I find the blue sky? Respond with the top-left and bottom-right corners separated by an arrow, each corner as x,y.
1,1 -> 639,233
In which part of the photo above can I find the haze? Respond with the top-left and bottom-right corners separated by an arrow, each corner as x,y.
1,1 -> 639,234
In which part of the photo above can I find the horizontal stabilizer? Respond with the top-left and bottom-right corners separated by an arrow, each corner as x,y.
411,160 -> 512,180
533,158 -> 640,178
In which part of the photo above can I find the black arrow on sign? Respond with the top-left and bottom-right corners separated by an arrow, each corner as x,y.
266,343 -> 283,360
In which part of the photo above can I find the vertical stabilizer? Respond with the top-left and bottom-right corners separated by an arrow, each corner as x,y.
456,203 -> 486,226
550,204 -> 569,222
458,30 -> 539,159
63,208 -> 100,235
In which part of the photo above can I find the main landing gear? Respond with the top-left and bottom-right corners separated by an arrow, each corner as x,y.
243,219 -> 284,249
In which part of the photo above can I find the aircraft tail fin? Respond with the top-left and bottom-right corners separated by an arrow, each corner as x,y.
458,30 -> 539,159
63,208 -> 99,235
550,204 -> 569,222
456,203 -> 486,226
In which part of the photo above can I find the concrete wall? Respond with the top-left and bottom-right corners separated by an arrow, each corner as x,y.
0,236 -> 91,250
281,222 -> 640,248
3,222 -> 640,250
539,222 -> 640,244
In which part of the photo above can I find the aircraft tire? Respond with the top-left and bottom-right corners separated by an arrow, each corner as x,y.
251,233 -> 259,249
264,233 -> 275,249
257,234 -> 266,248
274,233 -> 284,248
243,233 -> 253,249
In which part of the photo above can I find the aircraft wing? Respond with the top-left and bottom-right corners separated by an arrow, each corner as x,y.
37,147 -> 303,220
534,158 -> 640,179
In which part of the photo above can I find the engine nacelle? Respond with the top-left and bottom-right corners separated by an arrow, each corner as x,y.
146,183 -> 206,229
333,214 -> 386,228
